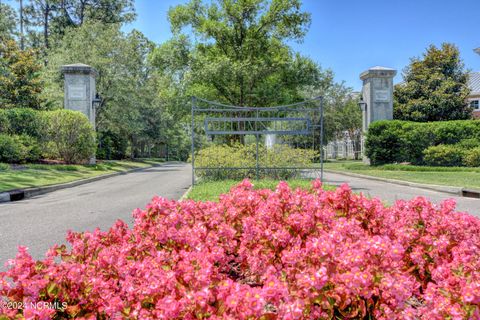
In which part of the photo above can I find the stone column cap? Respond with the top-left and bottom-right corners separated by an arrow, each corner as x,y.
61,63 -> 98,77
360,66 -> 397,80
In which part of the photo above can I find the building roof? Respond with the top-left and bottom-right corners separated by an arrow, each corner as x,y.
369,66 -> 396,71
468,72 -> 480,95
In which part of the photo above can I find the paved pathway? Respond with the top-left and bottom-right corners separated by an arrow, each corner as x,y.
323,171 -> 480,216
0,162 -> 191,266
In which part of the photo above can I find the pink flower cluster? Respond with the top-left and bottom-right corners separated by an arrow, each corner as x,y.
1,180 -> 480,319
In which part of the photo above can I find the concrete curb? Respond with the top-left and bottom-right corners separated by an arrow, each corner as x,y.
0,163 -> 164,203
323,169 -> 480,198
179,186 -> 193,201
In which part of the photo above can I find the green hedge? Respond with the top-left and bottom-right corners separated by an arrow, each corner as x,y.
464,147 -> 480,167
423,145 -> 466,167
194,143 -> 318,180
366,120 -> 480,165
0,108 -> 96,164
0,134 -> 41,163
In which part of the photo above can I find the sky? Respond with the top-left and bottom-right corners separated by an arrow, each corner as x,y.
123,0 -> 480,91
6,0 -> 480,90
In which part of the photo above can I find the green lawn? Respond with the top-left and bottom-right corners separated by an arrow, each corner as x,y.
186,179 -> 335,202
0,159 -> 164,192
323,160 -> 480,190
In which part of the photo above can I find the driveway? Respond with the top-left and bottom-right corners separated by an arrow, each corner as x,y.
0,162 -> 191,266
323,171 -> 480,217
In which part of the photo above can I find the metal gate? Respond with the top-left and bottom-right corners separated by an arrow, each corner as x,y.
191,97 -> 324,185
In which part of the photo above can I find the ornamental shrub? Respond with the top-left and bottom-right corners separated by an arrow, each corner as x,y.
0,110 -> 9,133
365,121 -> 408,165
366,120 -> 480,165
423,145 -> 466,167
0,134 -> 24,163
41,110 -> 96,164
463,147 -> 480,167
194,143 -> 318,180
3,108 -> 42,138
0,134 -> 40,163
17,134 -> 41,162
1,181 -> 480,319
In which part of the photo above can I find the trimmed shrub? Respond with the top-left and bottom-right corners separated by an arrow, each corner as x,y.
17,134 -> 41,162
365,121 -> 408,165
1,181 -> 480,319
0,110 -> 10,133
41,110 -> 96,164
0,134 -> 24,163
0,134 -> 41,163
458,138 -> 480,149
366,120 -> 480,165
464,147 -> 480,167
194,143 -> 318,180
3,108 -> 42,138
423,145 -> 466,167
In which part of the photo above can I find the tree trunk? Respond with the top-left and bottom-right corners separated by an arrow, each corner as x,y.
44,2 -> 50,49
19,0 -> 24,50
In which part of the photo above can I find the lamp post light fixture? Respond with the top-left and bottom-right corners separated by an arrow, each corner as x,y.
358,97 -> 367,112
92,93 -> 102,110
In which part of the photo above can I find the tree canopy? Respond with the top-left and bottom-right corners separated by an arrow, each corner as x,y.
155,0 -> 322,108
0,39 -> 44,109
394,43 -> 472,122
0,2 -> 18,40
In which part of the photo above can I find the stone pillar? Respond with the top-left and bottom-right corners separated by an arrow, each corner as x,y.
61,63 -> 98,164
360,66 -> 397,163
360,66 -> 397,131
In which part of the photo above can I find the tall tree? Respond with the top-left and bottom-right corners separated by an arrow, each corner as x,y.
23,0 -> 136,53
161,0 -> 320,108
0,2 -> 18,39
394,43 -> 472,121
0,39 -> 44,109
24,0 -> 56,50
42,22 -> 171,158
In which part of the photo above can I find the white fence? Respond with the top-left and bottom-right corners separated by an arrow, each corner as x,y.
325,137 -> 364,160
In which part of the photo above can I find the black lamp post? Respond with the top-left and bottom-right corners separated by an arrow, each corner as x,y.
92,93 -> 102,110
358,96 -> 367,112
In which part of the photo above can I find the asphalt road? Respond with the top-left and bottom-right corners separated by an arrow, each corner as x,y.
323,171 -> 480,217
0,162 -> 191,267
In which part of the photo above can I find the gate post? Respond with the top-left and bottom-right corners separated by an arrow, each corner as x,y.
61,63 -> 98,164
360,66 -> 397,163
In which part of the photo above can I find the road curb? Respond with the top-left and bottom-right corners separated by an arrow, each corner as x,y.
0,163 -> 165,203
179,186 -> 193,201
323,169 -> 480,198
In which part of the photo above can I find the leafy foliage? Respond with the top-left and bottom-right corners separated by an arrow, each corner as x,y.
23,0 -> 136,54
366,120 -> 480,165
1,181 -> 480,318
423,145 -> 466,167
394,43 -> 472,121
0,40 -> 44,109
194,143 -> 318,180
0,108 -> 42,137
463,147 -> 480,167
152,0 -> 321,109
0,2 -> 18,39
42,22 -> 166,159
41,109 -> 96,163
0,108 -> 95,163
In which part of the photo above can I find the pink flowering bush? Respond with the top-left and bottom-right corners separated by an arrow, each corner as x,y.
1,180 -> 480,319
